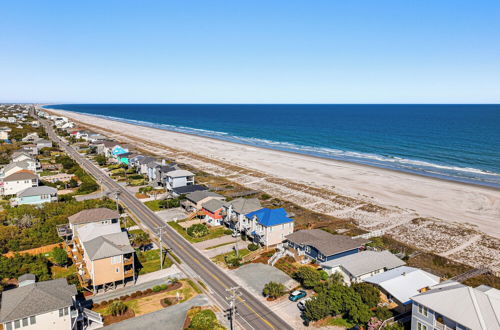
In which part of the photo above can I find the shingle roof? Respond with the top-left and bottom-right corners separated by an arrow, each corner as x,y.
138,156 -> 156,165
286,229 -> 368,256
412,281 -> 500,330
166,169 -> 194,178
186,191 -> 223,203
17,186 -> 57,197
0,278 -> 76,323
321,250 -> 405,277
3,160 -> 34,173
202,199 -> 225,213
365,266 -> 440,305
68,208 -> 120,225
246,208 -> 294,227
172,185 -> 208,195
224,198 -> 262,215
76,222 -> 122,242
83,231 -> 134,260
3,170 -> 38,181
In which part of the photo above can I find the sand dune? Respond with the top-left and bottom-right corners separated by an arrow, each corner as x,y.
49,109 -> 500,269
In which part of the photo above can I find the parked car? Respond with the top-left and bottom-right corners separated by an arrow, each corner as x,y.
289,290 -> 307,302
297,297 -> 312,310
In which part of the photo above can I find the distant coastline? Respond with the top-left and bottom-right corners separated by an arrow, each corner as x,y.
44,104 -> 500,189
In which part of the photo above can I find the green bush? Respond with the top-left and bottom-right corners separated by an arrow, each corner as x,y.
190,309 -> 219,330
163,298 -> 172,306
319,269 -> 329,281
187,224 -> 209,238
294,266 -> 321,289
108,301 -> 128,316
223,229 -> 233,235
263,281 -> 286,298
224,254 -> 242,267
152,285 -> 162,292
52,247 -> 69,266
247,243 -> 259,251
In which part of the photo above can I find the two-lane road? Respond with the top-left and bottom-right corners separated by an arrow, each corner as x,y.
42,118 -> 293,330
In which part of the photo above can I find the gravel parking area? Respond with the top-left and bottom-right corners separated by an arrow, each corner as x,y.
232,263 -> 298,294
155,208 -> 187,222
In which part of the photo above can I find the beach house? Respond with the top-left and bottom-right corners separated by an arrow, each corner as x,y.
11,151 -> 34,163
182,191 -> 225,212
244,208 -> 295,247
66,209 -> 134,293
11,186 -> 58,206
365,266 -> 441,313
285,229 -> 368,263
201,199 -> 225,226
164,169 -> 195,190
1,160 -> 38,178
410,281 -> 500,330
0,276 -> 77,330
0,126 -> 11,140
0,170 -> 39,196
222,198 -> 262,232
320,250 -> 406,285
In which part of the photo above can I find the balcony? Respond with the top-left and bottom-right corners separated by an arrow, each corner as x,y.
124,256 -> 134,265
124,268 -> 134,278
435,320 -> 455,330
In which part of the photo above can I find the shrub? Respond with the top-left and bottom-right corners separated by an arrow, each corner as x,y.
187,224 -> 209,238
190,309 -> 218,329
263,281 -> 286,298
52,247 -> 69,266
247,243 -> 259,251
294,266 -> 321,289
163,298 -> 172,306
160,284 -> 168,290
108,301 -> 128,316
260,193 -> 271,200
224,254 -> 241,267
319,270 -> 329,281
352,282 -> 381,308
152,285 -> 162,292
93,302 -> 101,309
145,288 -> 153,294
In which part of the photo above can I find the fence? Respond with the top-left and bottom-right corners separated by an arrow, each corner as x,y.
3,242 -> 63,258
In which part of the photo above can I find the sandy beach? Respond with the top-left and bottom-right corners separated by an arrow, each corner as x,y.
49,109 -> 500,270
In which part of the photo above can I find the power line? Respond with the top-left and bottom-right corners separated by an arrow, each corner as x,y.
225,286 -> 241,330
155,224 -> 168,270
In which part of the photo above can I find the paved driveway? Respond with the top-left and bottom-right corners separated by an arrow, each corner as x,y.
193,234 -> 236,250
155,208 -> 188,222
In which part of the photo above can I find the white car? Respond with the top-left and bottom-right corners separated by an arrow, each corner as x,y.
297,297 -> 312,311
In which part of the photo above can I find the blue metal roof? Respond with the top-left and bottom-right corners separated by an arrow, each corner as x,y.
245,208 -> 294,227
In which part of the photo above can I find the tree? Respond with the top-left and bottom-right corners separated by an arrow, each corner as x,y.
187,224 -> 209,238
383,322 -> 404,330
294,266 -> 321,289
95,154 -> 107,166
352,282 -> 381,308
52,247 -> 69,266
373,307 -> 393,322
189,309 -> 220,330
132,231 -> 151,250
329,271 -> 344,285
303,295 -> 334,321
263,281 -> 286,299
319,269 -> 329,281
68,178 -> 78,188
108,301 -> 128,316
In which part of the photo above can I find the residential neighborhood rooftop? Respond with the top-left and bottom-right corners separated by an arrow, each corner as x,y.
166,169 -> 194,178
224,197 -> 262,215
365,266 -> 441,305
286,229 -> 368,257
0,278 -> 76,323
68,207 -> 120,225
17,186 -> 57,198
186,191 -> 223,203
3,170 -> 38,181
172,184 -> 208,195
321,250 -> 405,277
77,222 -> 122,242
246,207 -> 294,226
412,281 -> 500,330
84,231 -> 135,260
202,199 -> 225,213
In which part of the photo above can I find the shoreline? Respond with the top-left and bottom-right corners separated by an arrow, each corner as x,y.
44,106 -> 500,192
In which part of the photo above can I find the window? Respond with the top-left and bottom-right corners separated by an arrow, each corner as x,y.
5,322 -> 12,330
14,320 -> 20,329
116,268 -> 119,272
29,316 -> 36,325
64,307 -> 69,316
418,304 -> 428,317
416,322 -> 427,330
59,308 -> 64,317
111,255 -> 121,264
305,246 -> 311,253
22,318 -> 28,327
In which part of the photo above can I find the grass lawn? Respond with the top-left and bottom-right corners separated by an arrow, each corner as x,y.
211,248 -> 251,265
136,249 -> 173,275
205,241 -> 234,250
317,316 -> 355,328
51,265 -> 76,279
144,200 -> 162,211
121,216 -> 136,229
167,222 -> 229,243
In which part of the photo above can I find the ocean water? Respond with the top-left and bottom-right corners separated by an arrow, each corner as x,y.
46,104 -> 500,188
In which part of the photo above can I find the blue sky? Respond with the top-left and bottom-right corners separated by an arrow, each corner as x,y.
1,0 -> 499,103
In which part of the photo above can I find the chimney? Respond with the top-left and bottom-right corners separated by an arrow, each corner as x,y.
18,274 -> 36,287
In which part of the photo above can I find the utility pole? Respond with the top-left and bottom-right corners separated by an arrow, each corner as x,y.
225,286 -> 241,330
114,190 -> 120,212
156,224 -> 168,269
